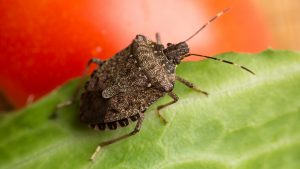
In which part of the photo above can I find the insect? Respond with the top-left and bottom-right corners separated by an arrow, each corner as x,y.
54,8 -> 254,161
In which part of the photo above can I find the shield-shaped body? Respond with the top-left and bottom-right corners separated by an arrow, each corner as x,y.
80,35 -> 176,130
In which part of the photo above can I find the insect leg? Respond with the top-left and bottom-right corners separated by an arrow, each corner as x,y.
156,92 -> 178,124
176,76 -> 208,96
81,58 -> 104,86
87,58 -> 104,67
50,100 -> 73,119
76,58 -> 105,95
155,32 -> 162,44
90,113 -> 145,161
50,58 -> 105,119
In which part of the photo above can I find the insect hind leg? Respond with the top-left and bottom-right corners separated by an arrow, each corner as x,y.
50,58 -> 105,119
90,113 -> 145,161
50,100 -> 73,119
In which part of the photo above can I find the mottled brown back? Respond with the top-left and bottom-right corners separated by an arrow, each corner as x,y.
80,35 -> 176,124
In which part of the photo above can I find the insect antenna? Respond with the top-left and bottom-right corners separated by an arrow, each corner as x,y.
185,53 -> 255,75
183,8 -> 230,42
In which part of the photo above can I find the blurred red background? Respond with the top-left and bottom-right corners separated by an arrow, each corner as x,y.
0,0 -> 295,110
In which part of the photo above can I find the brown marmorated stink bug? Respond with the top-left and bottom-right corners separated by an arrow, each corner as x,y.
54,8 -> 254,161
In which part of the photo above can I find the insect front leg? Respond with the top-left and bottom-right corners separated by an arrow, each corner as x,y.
90,113 -> 145,161
156,92 -> 178,124
176,76 -> 208,96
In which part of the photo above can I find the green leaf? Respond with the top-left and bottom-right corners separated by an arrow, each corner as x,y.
1,49 -> 300,169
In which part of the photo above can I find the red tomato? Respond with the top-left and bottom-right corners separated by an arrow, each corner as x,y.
0,0 -> 271,108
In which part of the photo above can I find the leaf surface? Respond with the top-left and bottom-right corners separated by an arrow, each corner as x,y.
1,50 -> 300,169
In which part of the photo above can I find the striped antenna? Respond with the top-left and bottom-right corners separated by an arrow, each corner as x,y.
183,8 -> 230,42
186,53 -> 255,75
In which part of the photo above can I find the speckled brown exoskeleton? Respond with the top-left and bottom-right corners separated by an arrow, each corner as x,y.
54,8 -> 254,160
